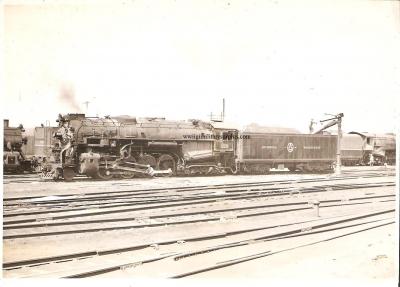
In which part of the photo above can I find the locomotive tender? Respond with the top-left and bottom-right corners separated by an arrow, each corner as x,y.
41,114 -> 337,181
238,125 -> 337,173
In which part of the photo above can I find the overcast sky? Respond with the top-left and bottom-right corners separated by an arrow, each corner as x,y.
2,0 -> 400,133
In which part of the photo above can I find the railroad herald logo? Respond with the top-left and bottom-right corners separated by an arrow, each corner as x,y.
287,142 -> 295,153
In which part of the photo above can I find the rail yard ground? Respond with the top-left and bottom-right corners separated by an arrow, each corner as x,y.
2,166 -> 398,285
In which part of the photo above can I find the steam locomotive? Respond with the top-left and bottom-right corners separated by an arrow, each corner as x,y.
40,114 -> 337,181
341,132 -> 396,166
3,120 -> 32,173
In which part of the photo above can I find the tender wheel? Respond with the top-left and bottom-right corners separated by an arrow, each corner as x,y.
63,167 -> 76,181
96,168 -> 114,180
157,154 -> 176,175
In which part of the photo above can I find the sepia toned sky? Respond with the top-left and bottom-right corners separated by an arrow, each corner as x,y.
2,0 -> 400,133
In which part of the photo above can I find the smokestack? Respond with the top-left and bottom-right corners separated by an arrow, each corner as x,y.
4,119 -> 9,128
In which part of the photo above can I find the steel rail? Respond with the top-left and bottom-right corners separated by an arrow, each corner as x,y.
3,171 -> 393,202
3,209 -> 393,272
3,195 -> 395,239
3,192 -> 395,230
3,181 -> 395,222
169,220 -> 395,278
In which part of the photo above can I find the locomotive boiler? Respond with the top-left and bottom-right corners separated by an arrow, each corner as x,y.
41,114 -> 238,180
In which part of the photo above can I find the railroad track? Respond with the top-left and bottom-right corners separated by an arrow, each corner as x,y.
3,194 -> 395,239
169,216 -> 395,279
2,166 -> 395,185
3,170 -> 394,205
2,182 -> 395,239
3,176 -> 395,235
3,169 -> 396,278
3,180 -> 394,222
3,208 -> 395,278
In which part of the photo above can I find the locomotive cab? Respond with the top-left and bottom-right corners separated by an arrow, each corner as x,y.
213,130 -> 236,152
211,122 -> 238,173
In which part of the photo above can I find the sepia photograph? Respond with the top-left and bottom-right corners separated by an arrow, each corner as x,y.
1,0 -> 399,286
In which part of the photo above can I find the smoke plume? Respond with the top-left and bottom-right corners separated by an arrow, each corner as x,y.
59,83 -> 82,112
